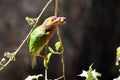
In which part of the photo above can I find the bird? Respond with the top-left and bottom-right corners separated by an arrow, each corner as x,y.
29,16 -> 66,68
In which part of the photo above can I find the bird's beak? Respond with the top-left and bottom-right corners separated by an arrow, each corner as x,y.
53,17 -> 66,25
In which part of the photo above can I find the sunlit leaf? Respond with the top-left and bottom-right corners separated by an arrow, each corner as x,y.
116,47 -> 120,65
48,47 -> 54,53
78,64 -> 101,80
25,17 -> 37,27
79,70 -> 88,78
25,74 -> 43,80
4,52 -> 15,61
113,76 -> 120,80
55,41 -> 61,51
44,53 -> 52,68
1,58 -> 6,63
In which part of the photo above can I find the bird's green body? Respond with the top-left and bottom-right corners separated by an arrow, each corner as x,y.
29,16 -> 66,68
29,27 -> 47,54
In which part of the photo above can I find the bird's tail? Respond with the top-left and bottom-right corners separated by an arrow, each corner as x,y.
31,51 -> 48,68
31,55 -> 37,69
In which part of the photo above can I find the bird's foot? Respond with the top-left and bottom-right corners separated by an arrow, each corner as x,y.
38,55 -> 48,60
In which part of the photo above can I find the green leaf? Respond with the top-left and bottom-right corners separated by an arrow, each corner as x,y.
4,52 -> 15,61
1,58 -> 6,63
116,47 -> 120,65
117,47 -> 120,56
25,74 -> 43,80
48,47 -> 54,53
78,64 -> 101,80
113,76 -> 120,80
55,41 -> 61,51
25,17 -> 37,27
44,53 -> 52,68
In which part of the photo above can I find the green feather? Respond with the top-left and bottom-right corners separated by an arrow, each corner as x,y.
29,26 -> 47,53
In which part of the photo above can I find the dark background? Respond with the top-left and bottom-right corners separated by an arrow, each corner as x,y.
0,0 -> 120,80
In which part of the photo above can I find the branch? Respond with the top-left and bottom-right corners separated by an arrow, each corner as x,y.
54,0 -> 66,80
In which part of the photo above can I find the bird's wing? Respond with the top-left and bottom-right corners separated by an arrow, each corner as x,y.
29,27 -> 47,53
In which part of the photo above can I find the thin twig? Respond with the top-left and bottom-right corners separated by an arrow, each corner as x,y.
37,0 -> 52,23
55,75 -> 64,80
54,0 -> 66,80
45,45 -> 48,80
45,67 -> 47,80
54,0 -> 58,16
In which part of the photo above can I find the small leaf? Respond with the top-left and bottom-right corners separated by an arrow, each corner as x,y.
25,17 -> 37,26
25,74 -> 43,80
1,58 -> 6,63
44,53 -> 52,68
48,47 -> 54,53
55,41 -> 61,51
78,64 -> 101,80
117,47 -> 120,56
116,47 -> 120,65
113,76 -> 120,80
4,52 -> 15,61
79,70 -> 88,78
91,70 -> 101,80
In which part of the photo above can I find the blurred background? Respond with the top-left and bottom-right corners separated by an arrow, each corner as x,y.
0,0 -> 120,80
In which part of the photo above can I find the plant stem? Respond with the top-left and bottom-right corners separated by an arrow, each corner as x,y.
54,0 -> 66,80
61,50 -> 65,80
54,0 -> 58,16
37,0 -> 52,22
45,67 -> 47,80
45,45 -> 48,80
55,75 -> 64,80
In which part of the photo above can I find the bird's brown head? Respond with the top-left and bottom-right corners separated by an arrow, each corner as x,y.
43,16 -> 66,27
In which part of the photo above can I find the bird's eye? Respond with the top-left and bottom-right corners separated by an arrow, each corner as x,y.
51,18 -> 55,22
